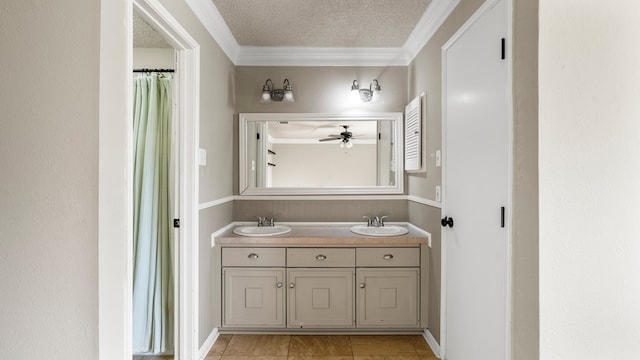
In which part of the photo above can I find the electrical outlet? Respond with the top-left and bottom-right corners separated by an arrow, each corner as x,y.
435,186 -> 441,202
436,150 -> 441,167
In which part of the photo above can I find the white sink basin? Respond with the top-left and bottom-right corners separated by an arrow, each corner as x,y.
233,225 -> 292,237
350,225 -> 409,237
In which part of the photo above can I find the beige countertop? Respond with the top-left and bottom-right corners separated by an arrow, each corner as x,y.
215,224 -> 427,246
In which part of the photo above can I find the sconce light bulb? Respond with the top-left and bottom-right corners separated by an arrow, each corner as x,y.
283,90 -> 295,103
261,91 -> 272,103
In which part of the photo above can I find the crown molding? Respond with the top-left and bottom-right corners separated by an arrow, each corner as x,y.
186,0 -> 459,66
403,0 -> 461,61
236,46 -> 409,67
184,0 -> 240,63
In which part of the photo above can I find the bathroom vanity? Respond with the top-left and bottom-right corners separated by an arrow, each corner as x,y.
215,225 -> 429,333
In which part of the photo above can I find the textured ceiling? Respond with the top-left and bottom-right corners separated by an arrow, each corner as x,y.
212,0 -> 431,47
133,12 -> 171,48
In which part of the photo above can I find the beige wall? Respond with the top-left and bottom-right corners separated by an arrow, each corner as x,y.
271,143 -> 377,187
407,0 -> 486,343
157,0 -> 236,348
540,0 -> 640,358
132,48 -> 174,69
511,0 -> 539,359
235,66 -> 407,114
233,66 -> 409,222
0,0 -> 100,358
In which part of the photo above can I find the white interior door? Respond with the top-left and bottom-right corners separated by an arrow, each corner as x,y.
442,0 -> 510,359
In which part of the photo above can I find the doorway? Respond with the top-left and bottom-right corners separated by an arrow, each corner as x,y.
132,11 -> 178,359
129,0 -> 199,359
441,0 -> 512,359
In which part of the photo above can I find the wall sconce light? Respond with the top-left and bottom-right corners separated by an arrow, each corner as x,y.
260,78 -> 295,103
351,79 -> 383,103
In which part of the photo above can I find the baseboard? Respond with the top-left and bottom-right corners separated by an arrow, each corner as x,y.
423,328 -> 441,359
198,327 -> 219,360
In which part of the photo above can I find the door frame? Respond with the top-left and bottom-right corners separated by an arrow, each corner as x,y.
98,0 -> 201,359
440,0 -> 513,358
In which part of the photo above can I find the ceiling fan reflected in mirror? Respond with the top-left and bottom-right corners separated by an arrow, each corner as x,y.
318,125 -> 356,148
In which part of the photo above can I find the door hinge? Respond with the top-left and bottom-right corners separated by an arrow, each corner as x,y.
257,132 -> 260,140
501,38 -> 506,60
173,218 -> 180,228
500,207 -> 505,228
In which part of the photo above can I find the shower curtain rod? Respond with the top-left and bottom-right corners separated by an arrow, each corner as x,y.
133,68 -> 175,73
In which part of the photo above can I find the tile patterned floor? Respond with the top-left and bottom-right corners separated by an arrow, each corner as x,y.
204,334 -> 439,360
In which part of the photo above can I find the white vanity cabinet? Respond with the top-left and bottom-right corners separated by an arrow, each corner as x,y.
217,227 -> 427,332
287,248 -> 355,328
356,248 -> 420,328
222,247 -> 286,328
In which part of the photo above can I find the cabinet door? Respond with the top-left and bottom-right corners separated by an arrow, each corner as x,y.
356,268 -> 420,327
223,268 -> 285,328
288,269 -> 354,328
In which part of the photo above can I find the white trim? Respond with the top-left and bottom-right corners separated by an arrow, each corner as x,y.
199,196 -> 235,210
239,112 -> 404,196
198,328 -> 219,360
184,0 -> 239,63
133,2 -> 202,358
98,1 -> 132,358
423,328 -> 442,359
99,0 -> 201,358
183,0 -> 460,66
407,195 -> 442,209
234,195 -> 408,201
236,46 -> 409,67
504,0 -> 514,358
403,0 -> 462,62
439,0 -> 513,359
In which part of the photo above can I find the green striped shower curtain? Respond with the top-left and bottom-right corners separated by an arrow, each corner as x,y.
132,74 -> 174,354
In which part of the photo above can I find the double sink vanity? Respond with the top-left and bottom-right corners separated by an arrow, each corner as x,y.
221,112 -> 428,332
215,223 -> 429,333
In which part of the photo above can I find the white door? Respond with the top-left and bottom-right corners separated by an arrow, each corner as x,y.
442,0 -> 510,359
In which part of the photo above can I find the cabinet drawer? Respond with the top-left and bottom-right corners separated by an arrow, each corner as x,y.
222,247 -> 285,267
356,247 -> 420,267
287,248 -> 355,267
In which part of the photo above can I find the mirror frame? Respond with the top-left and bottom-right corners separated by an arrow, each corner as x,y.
239,112 -> 404,195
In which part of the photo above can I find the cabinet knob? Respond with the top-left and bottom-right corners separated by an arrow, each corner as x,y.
315,254 -> 327,261
276,282 -> 283,288
383,254 -> 394,260
247,253 -> 259,259
289,283 -> 295,288
359,283 -> 366,288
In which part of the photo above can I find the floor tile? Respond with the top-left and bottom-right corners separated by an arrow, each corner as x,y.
221,356 -> 288,360
350,336 -> 418,356
353,356 -> 422,360
224,335 -> 291,356
404,336 -> 434,356
209,334 -> 233,356
288,357 -> 353,360
288,336 -> 353,356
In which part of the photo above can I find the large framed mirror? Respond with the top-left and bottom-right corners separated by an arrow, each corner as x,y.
239,113 -> 404,195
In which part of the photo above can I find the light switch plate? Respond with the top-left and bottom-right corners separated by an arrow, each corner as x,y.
435,150 -> 441,167
198,148 -> 207,166
435,185 -> 441,202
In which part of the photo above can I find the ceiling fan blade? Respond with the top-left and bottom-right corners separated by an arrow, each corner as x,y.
318,137 -> 340,142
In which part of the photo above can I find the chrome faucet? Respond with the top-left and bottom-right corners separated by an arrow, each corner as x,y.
363,215 -> 388,227
257,216 -> 275,227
